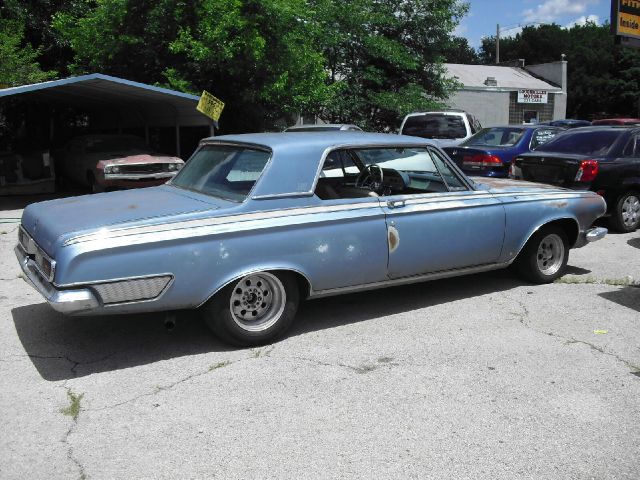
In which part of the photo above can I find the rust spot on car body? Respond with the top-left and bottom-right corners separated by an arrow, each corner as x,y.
388,225 -> 399,252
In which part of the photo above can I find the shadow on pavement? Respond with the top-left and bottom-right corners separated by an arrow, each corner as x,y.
628,237 -> 640,250
565,265 -> 592,275
12,270 -> 526,381
598,286 -> 640,314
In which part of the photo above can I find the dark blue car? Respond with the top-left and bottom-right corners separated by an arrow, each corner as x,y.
443,125 -> 564,178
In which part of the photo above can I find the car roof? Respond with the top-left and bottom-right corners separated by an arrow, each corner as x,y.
200,132 -> 437,199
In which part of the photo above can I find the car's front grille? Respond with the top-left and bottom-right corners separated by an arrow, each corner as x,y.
119,164 -> 166,174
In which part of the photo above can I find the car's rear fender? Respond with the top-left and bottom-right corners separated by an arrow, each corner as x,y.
497,192 -> 606,263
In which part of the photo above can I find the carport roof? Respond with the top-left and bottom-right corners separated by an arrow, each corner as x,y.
0,73 -> 200,106
0,73 -> 208,127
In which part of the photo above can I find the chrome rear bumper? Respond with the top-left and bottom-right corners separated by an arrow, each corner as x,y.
586,227 -> 608,243
15,245 -> 99,314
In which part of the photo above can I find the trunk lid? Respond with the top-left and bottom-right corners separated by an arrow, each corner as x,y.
21,185 -> 231,255
514,153 -> 598,186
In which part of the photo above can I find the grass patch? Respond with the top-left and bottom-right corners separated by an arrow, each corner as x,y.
251,346 -> 274,358
209,360 -> 231,371
60,390 -> 84,421
555,275 -> 637,287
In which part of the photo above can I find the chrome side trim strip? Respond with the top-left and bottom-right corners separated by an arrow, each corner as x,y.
63,202 -> 380,246
63,190 -> 595,247
309,262 -> 511,299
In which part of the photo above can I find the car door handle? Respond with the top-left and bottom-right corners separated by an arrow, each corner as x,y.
386,200 -> 406,209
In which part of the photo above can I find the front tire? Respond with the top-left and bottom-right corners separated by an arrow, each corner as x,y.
202,271 -> 299,346
515,226 -> 569,283
610,191 -> 640,233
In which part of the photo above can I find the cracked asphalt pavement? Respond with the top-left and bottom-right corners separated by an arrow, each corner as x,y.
1,204 -> 639,479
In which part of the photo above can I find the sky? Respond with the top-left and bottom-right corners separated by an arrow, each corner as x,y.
456,0 -> 613,48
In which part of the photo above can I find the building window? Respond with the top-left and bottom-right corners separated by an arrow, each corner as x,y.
509,92 -> 555,124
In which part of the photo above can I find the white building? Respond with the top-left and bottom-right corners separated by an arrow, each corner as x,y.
444,61 -> 567,127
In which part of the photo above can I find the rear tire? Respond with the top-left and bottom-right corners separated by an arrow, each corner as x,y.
515,226 -> 569,284
202,271 -> 299,347
609,191 -> 640,233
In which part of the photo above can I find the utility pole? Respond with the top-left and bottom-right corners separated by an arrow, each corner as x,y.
496,24 -> 500,64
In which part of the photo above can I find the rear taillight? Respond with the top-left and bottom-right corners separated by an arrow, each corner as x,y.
462,154 -> 503,168
574,160 -> 599,182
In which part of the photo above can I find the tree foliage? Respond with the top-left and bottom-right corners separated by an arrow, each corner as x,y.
310,0 -> 468,130
3,0 -> 468,132
479,23 -> 640,118
0,17 -> 57,87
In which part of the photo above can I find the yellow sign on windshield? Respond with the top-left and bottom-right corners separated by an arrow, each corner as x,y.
197,91 -> 225,123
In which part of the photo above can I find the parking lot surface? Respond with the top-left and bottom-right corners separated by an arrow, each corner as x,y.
1,202 -> 639,479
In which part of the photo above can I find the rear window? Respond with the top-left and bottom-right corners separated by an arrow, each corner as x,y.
535,130 -> 622,156
462,127 -> 525,147
401,114 -> 467,139
171,145 -> 270,201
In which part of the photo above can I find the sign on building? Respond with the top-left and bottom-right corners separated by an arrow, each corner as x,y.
612,0 -> 640,47
517,89 -> 548,104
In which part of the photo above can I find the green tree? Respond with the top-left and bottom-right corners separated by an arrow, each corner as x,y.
53,0 -> 332,132
311,0 -> 468,131
0,17 -> 56,87
440,36 -> 479,64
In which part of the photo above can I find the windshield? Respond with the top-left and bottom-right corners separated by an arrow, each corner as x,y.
171,145 -> 271,201
535,130 -> 621,156
85,136 -> 147,153
401,114 -> 467,139
462,127 -> 525,147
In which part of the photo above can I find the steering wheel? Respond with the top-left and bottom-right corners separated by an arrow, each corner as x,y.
355,164 -> 384,192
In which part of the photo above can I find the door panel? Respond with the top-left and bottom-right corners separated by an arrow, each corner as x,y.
383,191 -> 506,278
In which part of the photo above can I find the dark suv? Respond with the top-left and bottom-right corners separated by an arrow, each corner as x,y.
511,126 -> 640,232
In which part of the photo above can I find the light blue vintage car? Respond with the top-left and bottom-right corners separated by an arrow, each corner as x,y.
15,132 -> 607,345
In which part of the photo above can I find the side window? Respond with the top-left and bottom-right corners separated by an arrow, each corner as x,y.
429,148 -> 468,191
319,151 -> 358,178
623,135 -> 639,157
531,128 -> 559,150
467,114 -> 480,134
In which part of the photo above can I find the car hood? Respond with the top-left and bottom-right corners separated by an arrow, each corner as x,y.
471,176 -> 571,194
21,185 -> 228,255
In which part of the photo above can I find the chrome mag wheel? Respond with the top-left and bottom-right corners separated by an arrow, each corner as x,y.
229,272 -> 286,332
536,233 -> 565,276
621,194 -> 640,228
